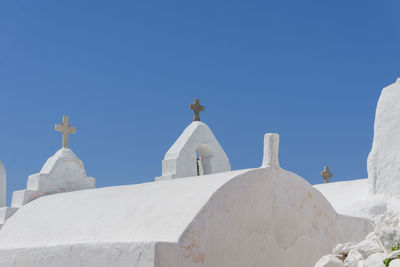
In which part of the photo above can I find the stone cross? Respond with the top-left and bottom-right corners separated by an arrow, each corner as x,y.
321,166 -> 332,183
189,99 -> 205,121
55,116 -> 76,148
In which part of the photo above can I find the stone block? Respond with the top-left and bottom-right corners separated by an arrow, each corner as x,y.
314,254 -> 344,266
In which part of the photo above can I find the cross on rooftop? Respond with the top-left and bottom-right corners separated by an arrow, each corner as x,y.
321,166 -> 332,183
189,98 -> 205,121
55,116 -> 76,148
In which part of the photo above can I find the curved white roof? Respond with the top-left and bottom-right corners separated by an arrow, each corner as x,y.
0,169 -> 249,249
0,167 -> 373,267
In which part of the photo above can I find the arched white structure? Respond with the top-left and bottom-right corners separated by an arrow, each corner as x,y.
0,167 -> 372,266
156,121 -> 230,181
0,161 -> 5,208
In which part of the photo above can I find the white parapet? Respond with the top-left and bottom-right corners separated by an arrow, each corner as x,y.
10,148 -> 95,208
27,148 -> 95,193
156,121 -> 230,181
368,78 -> 400,196
261,133 -> 280,169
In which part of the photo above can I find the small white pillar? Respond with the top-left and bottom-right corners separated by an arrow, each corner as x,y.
261,133 -> 280,169
0,161 -> 5,207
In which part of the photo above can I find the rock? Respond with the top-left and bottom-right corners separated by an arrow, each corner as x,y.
356,239 -> 383,259
344,250 -> 363,267
333,242 -> 359,255
378,211 -> 400,228
390,259 -> 400,267
317,210 -> 400,267
388,250 -> 400,259
364,253 -> 385,267
365,231 -> 377,240
314,254 -> 345,267
376,227 -> 400,253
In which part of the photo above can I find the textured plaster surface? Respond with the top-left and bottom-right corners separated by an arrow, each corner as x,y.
10,148 -> 95,208
314,179 -> 369,215
0,168 -> 372,266
314,179 -> 400,219
368,78 -> 400,196
156,121 -> 230,180
30,147 -> 95,193
0,243 -> 155,267
0,148 -> 96,228
155,168 -> 372,267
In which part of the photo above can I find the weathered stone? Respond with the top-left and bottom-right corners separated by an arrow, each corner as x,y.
363,253 -> 385,267
189,98 -> 204,121
388,250 -> 400,260
376,227 -> 400,253
356,239 -> 383,259
390,259 -> 400,267
321,166 -> 333,183
333,242 -> 358,255
378,211 -> 400,228
344,249 -> 363,266
54,116 -> 76,148
314,254 -> 344,267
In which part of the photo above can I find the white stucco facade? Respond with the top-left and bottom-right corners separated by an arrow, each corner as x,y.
368,78 -> 400,197
156,121 -> 230,181
0,134 -> 373,267
0,167 -> 372,267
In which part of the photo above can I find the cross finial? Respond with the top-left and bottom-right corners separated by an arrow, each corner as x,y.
189,98 -> 205,121
55,116 -> 76,148
321,166 -> 332,183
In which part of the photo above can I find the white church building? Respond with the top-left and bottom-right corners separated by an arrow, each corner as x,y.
0,80 -> 399,267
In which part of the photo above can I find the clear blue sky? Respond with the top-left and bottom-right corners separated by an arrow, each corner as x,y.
1,1 -> 399,204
